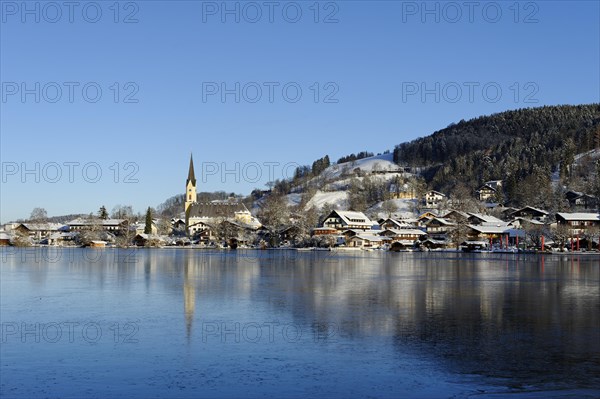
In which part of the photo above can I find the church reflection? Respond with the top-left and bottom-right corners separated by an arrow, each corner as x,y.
183,256 -> 196,341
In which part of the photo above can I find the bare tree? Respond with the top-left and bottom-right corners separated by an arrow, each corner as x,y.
29,207 -> 48,222
156,219 -> 173,236
580,225 -> 599,251
450,182 -> 480,213
552,223 -> 572,252
258,194 -> 290,230
449,222 -> 471,250
111,204 -> 134,219
381,200 -> 398,218
522,220 -> 549,250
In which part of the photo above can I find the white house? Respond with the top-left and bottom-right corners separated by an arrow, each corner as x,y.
321,210 -> 373,231
423,191 -> 446,208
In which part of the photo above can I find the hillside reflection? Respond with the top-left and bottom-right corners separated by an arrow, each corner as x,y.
175,250 -> 599,388
2,248 -> 599,389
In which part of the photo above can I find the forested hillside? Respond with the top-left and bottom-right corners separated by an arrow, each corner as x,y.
393,104 -> 600,205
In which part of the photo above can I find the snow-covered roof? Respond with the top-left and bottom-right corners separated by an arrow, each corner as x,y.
18,223 -> 65,231
422,238 -> 449,244
468,213 -> 504,223
463,240 -> 489,245
425,190 -> 446,197
329,210 -> 372,227
353,234 -> 385,242
68,219 -> 126,226
379,218 -> 412,228
381,229 -> 426,236
469,225 -> 510,234
425,217 -> 455,226
477,184 -> 496,192
393,240 -> 416,246
443,210 -> 469,219
511,217 -> 544,225
513,206 -> 548,216
556,212 -> 600,221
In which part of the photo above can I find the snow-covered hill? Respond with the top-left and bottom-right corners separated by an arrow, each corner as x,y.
321,153 -> 401,179
303,190 -> 348,210
366,199 -> 418,220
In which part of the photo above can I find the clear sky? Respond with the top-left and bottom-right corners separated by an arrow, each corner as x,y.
1,0 -> 599,223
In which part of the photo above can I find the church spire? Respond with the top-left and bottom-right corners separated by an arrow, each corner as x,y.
185,153 -> 197,216
187,153 -> 196,186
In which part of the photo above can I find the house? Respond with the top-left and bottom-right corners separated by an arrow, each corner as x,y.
467,213 -> 504,225
188,220 -> 215,237
67,219 -> 129,235
389,183 -> 416,199
89,240 -> 107,248
423,191 -> 446,208
555,212 -> 600,236
187,201 -> 260,230
347,234 -> 387,249
278,225 -> 303,244
509,206 -> 548,222
509,217 -> 544,229
321,210 -> 373,231
476,180 -> 503,202
390,240 -> 417,251
311,227 -> 338,236
133,234 -> 166,247
45,232 -> 78,246
379,218 -> 415,230
442,210 -> 469,223
424,217 -> 455,237
467,225 -> 525,247
499,207 -> 519,221
417,211 -> 437,226
131,220 -> 158,235
565,191 -> 598,210
0,231 -> 11,246
420,238 -> 451,249
14,223 -> 66,241
378,228 -> 426,242
171,218 -> 186,232
467,224 -> 509,241
477,185 -> 497,202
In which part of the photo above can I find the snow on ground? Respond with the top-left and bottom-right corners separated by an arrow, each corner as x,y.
304,190 -> 348,210
324,172 -> 407,191
553,149 -> 600,186
285,193 -> 302,207
574,148 -> 600,162
321,153 -> 401,180
367,199 -> 418,220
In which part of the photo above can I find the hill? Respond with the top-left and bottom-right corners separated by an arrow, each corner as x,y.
393,104 -> 600,206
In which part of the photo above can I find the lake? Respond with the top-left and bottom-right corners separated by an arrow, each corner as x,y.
1,248 -> 599,398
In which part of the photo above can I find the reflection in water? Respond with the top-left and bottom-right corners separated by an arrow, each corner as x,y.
183,257 -> 195,341
155,250 -> 600,390
1,248 -> 599,397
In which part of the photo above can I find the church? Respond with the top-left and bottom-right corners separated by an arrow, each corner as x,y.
185,154 -> 261,236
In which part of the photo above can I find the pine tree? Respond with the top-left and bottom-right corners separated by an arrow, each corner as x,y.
144,207 -> 153,234
98,206 -> 108,219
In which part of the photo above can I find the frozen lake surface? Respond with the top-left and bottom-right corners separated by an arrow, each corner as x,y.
1,248 -> 599,398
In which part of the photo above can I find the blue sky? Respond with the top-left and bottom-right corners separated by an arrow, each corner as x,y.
1,0 -> 599,222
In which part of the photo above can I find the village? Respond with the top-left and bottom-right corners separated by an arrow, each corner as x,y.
1,155 -> 599,253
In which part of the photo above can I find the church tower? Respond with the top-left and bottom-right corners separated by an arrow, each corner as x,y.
185,154 -> 197,214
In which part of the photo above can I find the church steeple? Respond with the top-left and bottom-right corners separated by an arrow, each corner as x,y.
187,153 -> 196,186
185,153 -> 197,215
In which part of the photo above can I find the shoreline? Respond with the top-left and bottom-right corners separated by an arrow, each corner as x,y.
3,245 -> 600,256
